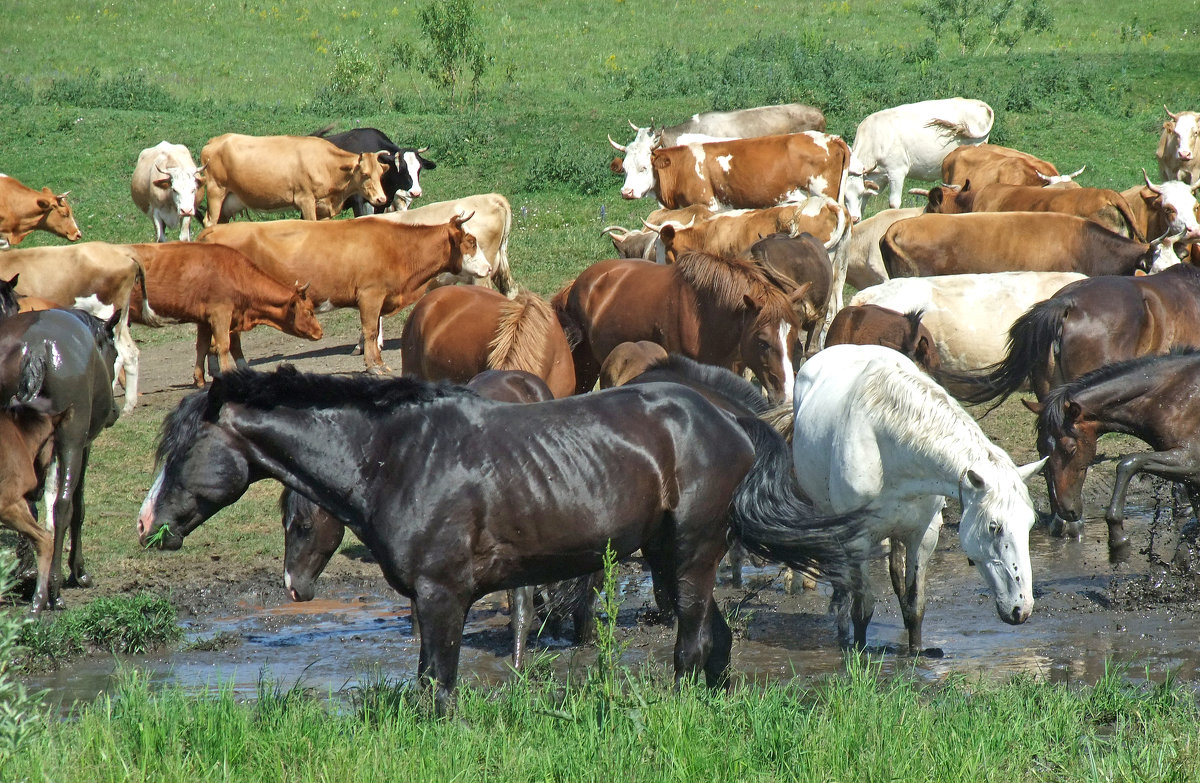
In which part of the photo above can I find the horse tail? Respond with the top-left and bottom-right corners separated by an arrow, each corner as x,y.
760,402 -> 794,443
487,291 -> 555,374
16,346 -> 47,403
936,297 -> 1069,408
729,416 -> 875,591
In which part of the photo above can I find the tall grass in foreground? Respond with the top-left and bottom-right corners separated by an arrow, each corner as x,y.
9,659 -> 1200,782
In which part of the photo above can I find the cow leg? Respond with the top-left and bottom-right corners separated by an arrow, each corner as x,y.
203,185 -> 226,228
179,214 -> 192,243
153,214 -> 167,243
1,497 -> 55,613
820,246 -> 849,349
193,324 -> 213,387
65,447 -> 92,589
209,310 -> 237,375
116,314 -> 139,413
885,168 -> 908,210
295,195 -> 318,221
356,292 -> 390,373
229,332 -> 248,368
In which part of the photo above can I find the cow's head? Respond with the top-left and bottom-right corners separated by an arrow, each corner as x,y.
642,218 -> 696,264
449,211 -> 491,278
1165,106 -> 1200,162
923,183 -> 967,214
284,283 -> 323,341
393,147 -> 436,207
1141,170 -> 1200,245
350,152 -> 390,209
153,162 -> 203,219
36,188 -> 82,241
610,125 -> 663,200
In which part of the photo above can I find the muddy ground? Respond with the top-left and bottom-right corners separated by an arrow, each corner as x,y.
23,312 -> 1200,703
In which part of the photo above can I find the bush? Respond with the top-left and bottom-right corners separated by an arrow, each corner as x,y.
914,0 -> 1053,55
523,135 -> 612,196
419,0 -> 488,99
43,68 -> 172,111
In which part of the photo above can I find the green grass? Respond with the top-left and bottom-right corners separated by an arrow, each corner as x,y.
7,658 -> 1200,781
14,592 -> 181,668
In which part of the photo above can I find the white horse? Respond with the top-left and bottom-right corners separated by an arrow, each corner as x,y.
791,344 -> 1045,654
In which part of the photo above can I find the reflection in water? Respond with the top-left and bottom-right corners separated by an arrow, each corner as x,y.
25,502 -> 1200,713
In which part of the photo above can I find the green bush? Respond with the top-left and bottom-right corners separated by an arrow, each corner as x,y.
419,0 -> 488,99
42,68 -> 172,111
523,135 -> 612,196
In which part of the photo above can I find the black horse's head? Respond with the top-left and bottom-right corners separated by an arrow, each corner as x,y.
280,489 -> 344,602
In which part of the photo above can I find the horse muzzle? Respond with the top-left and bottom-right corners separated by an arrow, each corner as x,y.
997,599 -> 1034,626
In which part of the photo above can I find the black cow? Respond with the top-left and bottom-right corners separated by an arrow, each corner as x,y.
310,126 -> 437,216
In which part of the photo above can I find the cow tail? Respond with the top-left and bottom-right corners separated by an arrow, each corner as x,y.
132,260 -> 166,328
492,196 -> 517,298
729,416 -> 876,593
550,279 -> 583,351
936,297 -> 1070,408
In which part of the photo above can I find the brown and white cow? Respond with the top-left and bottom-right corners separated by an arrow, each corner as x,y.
0,242 -> 160,411
880,212 -> 1173,279
130,142 -> 205,242
126,243 -> 324,387
1157,106 -> 1200,185
940,143 -> 1084,189
196,215 -> 490,372
199,134 -> 390,225
0,174 -> 82,248
1120,173 -> 1200,252
610,103 -> 826,201
628,131 -> 851,211
920,183 -> 1143,239
374,193 -> 515,296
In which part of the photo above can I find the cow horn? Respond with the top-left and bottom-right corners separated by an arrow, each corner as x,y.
608,135 -> 627,153
296,282 -> 311,295
1166,105 -> 1180,120
628,119 -> 640,132
1065,166 -> 1086,180
456,210 -> 475,224
1149,226 -> 1173,245
641,219 -> 663,234
600,225 -> 631,238
1035,171 -> 1052,183
417,146 -> 429,154
1143,168 -> 1164,194
57,191 -> 70,198
154,162 -> 170,177
680,217 -> 695,230
908,188 -> 930,196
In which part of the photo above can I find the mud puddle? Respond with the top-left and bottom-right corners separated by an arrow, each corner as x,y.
26,499 -> 1200,714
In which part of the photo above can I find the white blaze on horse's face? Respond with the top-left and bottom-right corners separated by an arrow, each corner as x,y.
956,462 -> 1039,626
778,323 -> 796,403
617,128 -> 661,200
136,469 -> 165,541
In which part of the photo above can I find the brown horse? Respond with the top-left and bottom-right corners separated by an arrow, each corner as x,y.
1027,351 -> 1200,554
399,286 -> 575,398
947,263 -> 1200,407
825,305 -> 941,374
553,253 -> 807,401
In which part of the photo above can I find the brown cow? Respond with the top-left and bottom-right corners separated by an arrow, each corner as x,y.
1119,174 -> 1200,251
199,134 -> 390,225
922,183 -> 1143,239
880,212 -> 1171,279
598,341 -> 670,389
644,131 -> 851,210
648,197 -> 848,263
0,174 -> 82,247
126,243 -> 324,387
196,215 -> 490,372
0,242 -> 159,412
941,144 -> 1083,188
601,226 -> 657,259
825,305 -> 941,374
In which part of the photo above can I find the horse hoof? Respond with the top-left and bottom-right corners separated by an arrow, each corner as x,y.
1109,538 -> 1132,565
919,647 -> 945,659
350,345 -> 364,356
51,595 -> 66,611
68,572 -> 93,589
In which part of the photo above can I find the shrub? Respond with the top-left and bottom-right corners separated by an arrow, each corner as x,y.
914,0 -> 1054,55
43,68 -> 172,111
419,0 -> 488,99
523,136 -> 612,196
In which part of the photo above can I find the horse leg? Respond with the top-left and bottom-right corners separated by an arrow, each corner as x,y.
413,585 -> 470,715
1,499 -> 54,613
849,559 -> 874,650
727,541 -> 744,588
660,545 -> 727,687
65,447 -> 92,588
510,586 -> 534,670
897,503 -> 944,655
887,538 -> 905,602
1106,448 -> 1200,551
45,447 -> 83,609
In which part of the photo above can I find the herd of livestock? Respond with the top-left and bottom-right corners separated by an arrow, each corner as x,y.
2,94 -> 1200,707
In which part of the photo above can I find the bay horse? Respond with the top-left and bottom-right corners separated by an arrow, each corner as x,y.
279,369 -> 599,670
1027,351 -> 1200,553
137,366 -> 873,712
552,252 -> 807,401
947,263 -> 1200,407
0,308 -> 120,610
792,344 -> 1045,654
399,286 -> 576,398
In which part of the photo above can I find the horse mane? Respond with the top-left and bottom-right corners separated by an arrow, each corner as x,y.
156,390 -> 209,467
1040,348 -> 1200,436
207,365 -> 476,418
674,251 -> 801,328
644,353 -> 773,416
487,291 -> 556,374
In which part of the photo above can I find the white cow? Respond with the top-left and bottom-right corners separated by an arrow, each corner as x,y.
130,142 -> 204,242
844,97 -> 994,219
849,271 -> 1085,373
609,103 -> 826,201
833,207 -> 922,290
1157,107 -> 1200,186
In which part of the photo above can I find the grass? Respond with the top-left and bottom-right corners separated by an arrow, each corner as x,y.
7,658 -> 1200,781
14,592 -> 181,670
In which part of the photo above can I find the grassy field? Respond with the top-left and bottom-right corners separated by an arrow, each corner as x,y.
2,0 -> 1200,775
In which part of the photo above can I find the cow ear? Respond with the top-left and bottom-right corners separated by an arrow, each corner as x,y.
610,157 -> 624,174
927,187 -> 943,210
4,274 -> 18,288
660,224 -> 675,242
420,156 -> 437,170
961,179 -> 972,193
652,152 -> 670,170
153,177 -> 172,189
36,197 -> 52,210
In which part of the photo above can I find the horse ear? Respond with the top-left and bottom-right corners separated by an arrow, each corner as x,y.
743,294 -> 758,311
1064,400 -> 1082,421
1021,399 -> 1043,415
965,469 -> 985,490
1016,457 -> 1048,483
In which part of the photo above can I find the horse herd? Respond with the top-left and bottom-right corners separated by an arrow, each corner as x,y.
3,96 -> 1200,713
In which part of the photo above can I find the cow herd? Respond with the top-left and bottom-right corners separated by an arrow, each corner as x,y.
1,95 -> 1200,682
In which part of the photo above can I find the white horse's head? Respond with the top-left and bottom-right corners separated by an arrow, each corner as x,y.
957,457 -> 1045,625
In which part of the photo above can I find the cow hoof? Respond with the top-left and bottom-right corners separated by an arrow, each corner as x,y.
366,365 -> 393,376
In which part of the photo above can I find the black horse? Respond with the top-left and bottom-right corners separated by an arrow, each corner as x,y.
280,369 -> 600,670
0,308 -> 120,610
138,365 -> 871,712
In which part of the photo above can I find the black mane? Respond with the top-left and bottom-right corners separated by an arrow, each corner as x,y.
1040,348 -> 1200,435
156,389 -> 210,467
642,354 -> 772,416
207,365 -> 477,418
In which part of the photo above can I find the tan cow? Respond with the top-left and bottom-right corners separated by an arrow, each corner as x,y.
637,131 -> 851,211
1120,173 -> 1200,252
196,215 -> 490,372
126,243 -> 324,387
831,207 -> 921,290
1157,106 -> 1200,185
199,134 -> 390,225
0,242 -> 161,411
921,183 -> 1143,239
0,174 -> 82,248
880,212 -> 1172,279
941,143 -> 1084,189
375,193 -> 515,296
